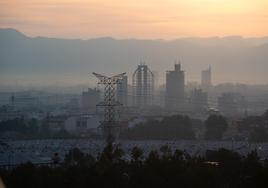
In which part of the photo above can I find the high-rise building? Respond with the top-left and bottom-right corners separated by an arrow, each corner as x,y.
81,88 -> 100,114
117,75 -> 128,106
201,66 -> 212,91
166,63 -> 185,111
132,64 -> 154,107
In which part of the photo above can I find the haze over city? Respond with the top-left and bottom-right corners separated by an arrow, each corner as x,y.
0,28 -> 268,90
1,1 -> 268,188
1,0 -> 268,89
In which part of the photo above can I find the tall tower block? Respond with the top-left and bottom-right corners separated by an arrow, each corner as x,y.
132,64 -> 154,107
166,63 -> 185,111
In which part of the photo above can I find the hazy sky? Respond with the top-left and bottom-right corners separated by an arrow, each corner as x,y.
1,0 -> 268,39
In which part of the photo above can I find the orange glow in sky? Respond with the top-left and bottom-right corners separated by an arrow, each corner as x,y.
0,0 -> 268,39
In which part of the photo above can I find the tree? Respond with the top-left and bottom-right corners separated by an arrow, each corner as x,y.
250,126 -> 268,142
64,148 -> 84,165
121,115 -> 195,140
160,145 -> 172,159
205,115 -> 228,140
146,150 -> 160,165
98,144 -> 125,163
52,153 -> 60,164
131,146 -> 143,162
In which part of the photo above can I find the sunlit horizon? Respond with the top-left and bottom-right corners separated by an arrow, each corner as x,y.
1,0 -> 268,39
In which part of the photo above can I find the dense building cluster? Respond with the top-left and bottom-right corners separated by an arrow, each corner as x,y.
0,62 -> 268,138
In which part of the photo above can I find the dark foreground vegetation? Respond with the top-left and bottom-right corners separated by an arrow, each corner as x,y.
1,144 -> 268,188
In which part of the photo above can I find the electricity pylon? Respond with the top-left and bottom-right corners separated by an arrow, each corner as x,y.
93,72 -> 126,144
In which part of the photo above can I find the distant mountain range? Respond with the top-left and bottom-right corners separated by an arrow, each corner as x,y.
0,28 -> 268,86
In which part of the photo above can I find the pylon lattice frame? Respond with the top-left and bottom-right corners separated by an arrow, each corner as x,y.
93,72 -> 126,142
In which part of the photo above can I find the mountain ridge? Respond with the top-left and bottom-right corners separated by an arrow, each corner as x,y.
0,28 -> 268,85
1,28 -> 268,44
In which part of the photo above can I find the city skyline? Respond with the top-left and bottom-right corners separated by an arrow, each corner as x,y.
1,1 -> 268,187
